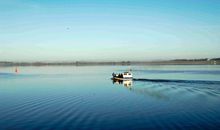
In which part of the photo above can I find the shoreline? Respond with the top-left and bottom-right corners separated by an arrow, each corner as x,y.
0,59 -> 219,67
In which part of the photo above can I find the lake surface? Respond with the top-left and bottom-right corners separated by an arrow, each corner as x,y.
0,65 -> 220,129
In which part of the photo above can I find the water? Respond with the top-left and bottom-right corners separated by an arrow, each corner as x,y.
0,65 -> 220,129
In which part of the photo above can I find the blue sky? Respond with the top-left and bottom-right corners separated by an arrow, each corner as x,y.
0,0 -> 220,61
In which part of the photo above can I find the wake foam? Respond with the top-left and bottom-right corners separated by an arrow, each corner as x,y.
133,78 -> 220,85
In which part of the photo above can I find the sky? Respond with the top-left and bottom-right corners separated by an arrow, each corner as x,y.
0,0 -> 220,61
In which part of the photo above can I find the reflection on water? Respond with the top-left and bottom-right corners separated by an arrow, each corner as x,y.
112,79 -> 169,100
0,66 -> 220,129
112,79 -> 133,88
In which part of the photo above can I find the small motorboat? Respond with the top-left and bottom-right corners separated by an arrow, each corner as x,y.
112,71 -> 133,80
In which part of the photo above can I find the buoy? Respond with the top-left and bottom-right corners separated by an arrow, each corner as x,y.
15,67 -> 19,73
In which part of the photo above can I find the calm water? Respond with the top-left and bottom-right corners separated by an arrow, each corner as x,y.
0,65 -> 220,130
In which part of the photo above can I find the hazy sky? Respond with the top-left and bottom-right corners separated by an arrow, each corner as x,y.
0,0 -> 220,61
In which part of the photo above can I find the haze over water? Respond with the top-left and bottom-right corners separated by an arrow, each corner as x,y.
0,65 -> 220,129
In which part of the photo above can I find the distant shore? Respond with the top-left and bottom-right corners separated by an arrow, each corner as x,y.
0,58 -> 219,67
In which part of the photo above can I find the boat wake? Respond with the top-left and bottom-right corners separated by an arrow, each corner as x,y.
133,78 -> 220,85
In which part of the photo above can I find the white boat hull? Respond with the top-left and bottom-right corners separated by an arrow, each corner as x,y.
112,77 -> 133,81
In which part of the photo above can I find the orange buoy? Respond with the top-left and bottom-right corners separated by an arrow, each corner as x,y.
15,67 -> 19,73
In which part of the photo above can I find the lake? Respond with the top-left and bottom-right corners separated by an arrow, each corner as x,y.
0,65 -> 220,129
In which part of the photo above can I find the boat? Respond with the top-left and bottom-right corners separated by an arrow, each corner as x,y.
112,71 -> 133,80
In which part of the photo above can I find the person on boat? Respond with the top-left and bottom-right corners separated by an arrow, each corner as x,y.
119,73 -> 123,78
112,73 -> 115,77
